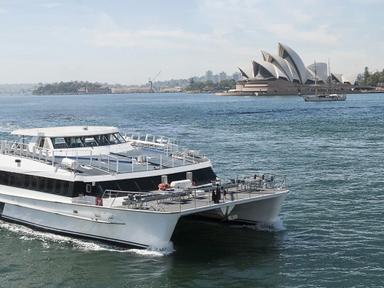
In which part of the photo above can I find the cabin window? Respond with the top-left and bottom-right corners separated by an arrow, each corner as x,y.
23,174 -> 30,188
68,182 -> 74,196
46,178 -> 53,192
43,138 -> 52,150
8,174 -> 15,186
38,138 -> 45,148
85,183 -> 92,193
54,180 -> 62,195
15,174 -> 24,188
61,181 -> 69,195
51,137 -> 69,149
65,137 -> 84,148
82,137 -> 98,147
44,133 -> 126,149
94,135 -> 110,146
0,169 -> 79,197
0,172 -> 6,185
30,176 -> 38,190
107,133 -> 121,144
114,133 -> 126,143
38,178 -> 46,191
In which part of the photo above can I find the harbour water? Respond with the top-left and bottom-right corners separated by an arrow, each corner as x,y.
0,93 -> 383,287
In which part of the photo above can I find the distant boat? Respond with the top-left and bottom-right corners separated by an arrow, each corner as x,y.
303,60 -> 347,102
303,93 -> 346,102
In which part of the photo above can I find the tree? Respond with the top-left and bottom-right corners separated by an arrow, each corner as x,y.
355,73 -> 364,85
357,67 -> 384,87
363,66 -> 370,85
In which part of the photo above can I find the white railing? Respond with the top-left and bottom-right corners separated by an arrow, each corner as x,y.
125,133 -> 178,154
0,139 -> 209,175
100,174 -> 287,213
0,140 -> 57,166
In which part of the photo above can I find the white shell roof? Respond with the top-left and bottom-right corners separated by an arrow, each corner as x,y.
278,43 -> 307,84
253,60 -> 289,80
261,50 -> 300,82
11,126 -> 119,137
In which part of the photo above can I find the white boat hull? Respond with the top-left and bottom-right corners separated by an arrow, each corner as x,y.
186,191 -> 288,224
231,192 -> 287,223
303,94 -> 346,102
0,188 -> 288,248
0,193 -> 179,248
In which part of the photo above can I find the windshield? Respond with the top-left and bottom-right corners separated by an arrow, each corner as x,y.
51,133 -> 126,149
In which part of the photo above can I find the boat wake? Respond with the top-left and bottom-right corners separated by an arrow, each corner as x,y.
132,243 -> 174,256
230,217 -> 286,232
255,217 -> 286,232
0,220 -> 174,256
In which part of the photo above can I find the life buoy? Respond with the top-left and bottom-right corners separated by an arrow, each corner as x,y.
158,183 -> 170,191
96,196 -> 103,206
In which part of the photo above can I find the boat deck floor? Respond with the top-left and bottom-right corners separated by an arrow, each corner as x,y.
105,187 -> 287,214
71,148 -> 206,176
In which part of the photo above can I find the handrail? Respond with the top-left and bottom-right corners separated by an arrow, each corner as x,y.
100,173 -> 288,212
125,133 -> 182,157
0,139 -> 209,177
0,140 -> 57,166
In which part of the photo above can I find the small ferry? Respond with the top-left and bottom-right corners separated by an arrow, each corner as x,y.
303,93 -> 346,102
0,126 -> 288,248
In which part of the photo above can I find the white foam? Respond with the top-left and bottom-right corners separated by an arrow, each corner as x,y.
0,123 -> 20,133
229,217 -> 286,232
0,220 -> 174,256
254,217 -> 286,232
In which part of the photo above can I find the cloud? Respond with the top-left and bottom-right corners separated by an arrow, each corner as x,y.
196,0 -> 340,45
39,2 -> 63,9
266,24 -> 339,45
1,0 -> 381,84
88,12 -> 232,52
92,28 -> 212,50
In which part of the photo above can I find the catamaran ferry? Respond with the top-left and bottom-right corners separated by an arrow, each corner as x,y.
0,126 -> 288,248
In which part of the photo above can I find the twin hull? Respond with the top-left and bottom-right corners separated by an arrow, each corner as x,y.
0,189 -> 288,248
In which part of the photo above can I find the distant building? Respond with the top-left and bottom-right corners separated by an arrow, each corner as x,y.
219,72 -> 227,81
205,70 -> 214,82
77,86 -> 111,94
307,62 -> 328,83
232,72 -> 241,81
227,43 -> 352,95
111,86 -> 150,94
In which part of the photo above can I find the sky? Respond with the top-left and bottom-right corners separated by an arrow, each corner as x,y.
0,0 -> 383,85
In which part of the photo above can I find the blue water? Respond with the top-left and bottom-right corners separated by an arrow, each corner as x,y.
0,93 -> 383,287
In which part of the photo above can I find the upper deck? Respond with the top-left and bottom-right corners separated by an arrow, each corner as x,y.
1,129 -> 210,178
81,174 -> 288,215
11,126 -> 119,138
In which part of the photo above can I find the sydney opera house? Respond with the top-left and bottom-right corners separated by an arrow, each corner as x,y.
225,43 -> 352,95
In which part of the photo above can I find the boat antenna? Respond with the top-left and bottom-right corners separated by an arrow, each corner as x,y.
314,60 -> 317,95
328,58 -> 331,92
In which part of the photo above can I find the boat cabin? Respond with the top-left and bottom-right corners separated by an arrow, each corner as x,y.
11,126 -> 133,156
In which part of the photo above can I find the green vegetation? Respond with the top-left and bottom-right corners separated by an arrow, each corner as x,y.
356,67 -> 384,86
185,79 -> 236,92
33,81 -> 109,95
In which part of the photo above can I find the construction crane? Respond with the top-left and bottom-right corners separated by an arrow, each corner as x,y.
148,71 -> 161,93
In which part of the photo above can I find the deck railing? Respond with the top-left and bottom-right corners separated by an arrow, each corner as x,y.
0,140 -> 56,165
125,133 -> 207,164
0,140 -> 209,175
101,174 -> 287,213
125,133 -> 178,154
